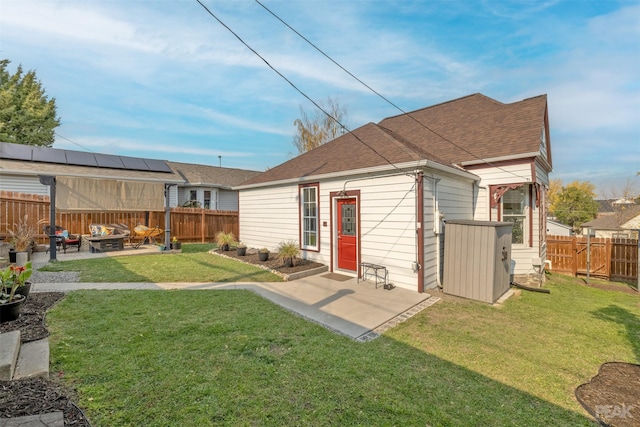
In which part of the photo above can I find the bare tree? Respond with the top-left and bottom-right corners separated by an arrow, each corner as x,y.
292,97 -> 347,154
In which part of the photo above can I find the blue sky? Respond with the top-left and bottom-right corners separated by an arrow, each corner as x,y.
1,0 -> 638,196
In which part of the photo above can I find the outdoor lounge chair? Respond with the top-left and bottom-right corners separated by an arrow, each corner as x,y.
44,225 -> 82,254
132,225 -> 163,249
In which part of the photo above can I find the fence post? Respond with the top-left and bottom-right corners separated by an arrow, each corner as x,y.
201,209 -> 205,243
636,231 -> 640,292
586,231 -> 590,284
572,236 -> 578,277
605,238 -> 612,280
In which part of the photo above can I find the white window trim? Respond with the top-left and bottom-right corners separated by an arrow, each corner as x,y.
300,185 -> 319,251
502,186 -> 529,247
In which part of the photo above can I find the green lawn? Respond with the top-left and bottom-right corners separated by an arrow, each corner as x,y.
46,270 -> 639,426
39,243 -> 283,283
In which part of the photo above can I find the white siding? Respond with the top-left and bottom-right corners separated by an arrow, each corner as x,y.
358,174 -> 418,290
240,168 -> 477,292
0,174 -> 49,196
469,161 -> 552,276
426,174 -> 475,290
218,190 -> 238,211
472,163 -> 533,186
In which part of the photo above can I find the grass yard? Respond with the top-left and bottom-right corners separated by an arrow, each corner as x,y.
46,272 -> 639,426
39,243 -> 283,283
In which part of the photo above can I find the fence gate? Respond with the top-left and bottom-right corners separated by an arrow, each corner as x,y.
547,235 -> 638,282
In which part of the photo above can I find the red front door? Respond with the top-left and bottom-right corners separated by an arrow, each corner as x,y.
337,198 -> 357,271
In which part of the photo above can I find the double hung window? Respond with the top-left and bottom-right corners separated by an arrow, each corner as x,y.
300,185 -> 318,250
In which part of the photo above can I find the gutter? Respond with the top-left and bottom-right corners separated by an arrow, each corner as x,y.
0,168 -> 185,184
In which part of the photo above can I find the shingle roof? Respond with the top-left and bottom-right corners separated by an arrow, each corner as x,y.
379,93 -> 548,165
166,161 -> 261,189
582,204 -> 640,229
241,93 -> 548,186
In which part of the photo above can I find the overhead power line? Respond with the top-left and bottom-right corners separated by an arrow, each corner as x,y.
253,0 -> 530,181
195,0 -> 409,175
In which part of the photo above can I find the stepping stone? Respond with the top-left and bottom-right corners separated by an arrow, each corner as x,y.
14,338 -> 49,380
0,411 -> 64,427
0,331 -> 20,381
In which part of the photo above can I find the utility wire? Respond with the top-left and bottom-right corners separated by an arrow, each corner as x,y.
55,132 -> 93,152
254,0 -> 531,182
195,0 -> 410,175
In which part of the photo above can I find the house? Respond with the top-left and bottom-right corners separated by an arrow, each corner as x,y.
547,219 -> 573,236
236,93 -> 552,292
580,204 -> 640,238
166,161 -> 261,210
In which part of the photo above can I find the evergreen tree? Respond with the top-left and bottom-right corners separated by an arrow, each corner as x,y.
0,59 -> 60,146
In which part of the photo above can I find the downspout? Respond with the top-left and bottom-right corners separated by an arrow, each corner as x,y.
432,176 -> 442,288
416,171 -> 424,293
423,174 -> 442,289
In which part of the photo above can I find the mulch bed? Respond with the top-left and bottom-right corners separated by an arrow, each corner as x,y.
0,292 -> 91,426
575,362 -> 640,427
214,248 -> 326,277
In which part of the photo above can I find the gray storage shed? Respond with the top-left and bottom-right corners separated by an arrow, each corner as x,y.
443,220 -> 513,303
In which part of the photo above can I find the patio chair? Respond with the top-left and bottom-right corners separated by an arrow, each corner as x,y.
132,225 -> 163,249
44,225 -> 82,254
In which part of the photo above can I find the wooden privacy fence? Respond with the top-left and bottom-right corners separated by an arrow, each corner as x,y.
547,235 -> 638,282
0,191 -> 238,244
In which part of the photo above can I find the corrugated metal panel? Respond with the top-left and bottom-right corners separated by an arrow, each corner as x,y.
0,174 -> 49,196
443,220 -> 512,303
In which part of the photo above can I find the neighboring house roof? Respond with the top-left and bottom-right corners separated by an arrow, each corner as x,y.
167,161 -> 261,190
582,204 -> 640,230
596,200 -> 617,214
547,219 -> 572,230
240,93 -> 549,187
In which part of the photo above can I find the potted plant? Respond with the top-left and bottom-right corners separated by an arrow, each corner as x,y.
0,261 -> 33,323
8,215 -> 36,266
277,240 -> 299,267
236,242 -> 247,256
258,248 -> 270,262
215,231 -> 236,252
171,236 -> 182,250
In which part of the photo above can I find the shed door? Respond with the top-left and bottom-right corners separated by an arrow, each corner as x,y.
337,198 -> 357,271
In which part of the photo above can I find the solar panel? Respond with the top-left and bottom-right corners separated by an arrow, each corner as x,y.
95,153 -> 126,169
0,142 -> 33,160
144,159 -> 173,173
121,156 -> 150,170
66,150 -> 98,166
33,146 -> 67,163
0,142 -> 173,174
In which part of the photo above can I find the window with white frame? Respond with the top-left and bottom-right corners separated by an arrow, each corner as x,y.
502,186 -> 527,245
300,185 -> 318,250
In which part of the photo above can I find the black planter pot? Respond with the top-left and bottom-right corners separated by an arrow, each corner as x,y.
220,244 -> 229,252
0,295 -> 26,323
170,242 -> 182,250
9,249 -> 16,263
15,282 -> 32,300
237,247 -> 246,256
258,252 -> 269,262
